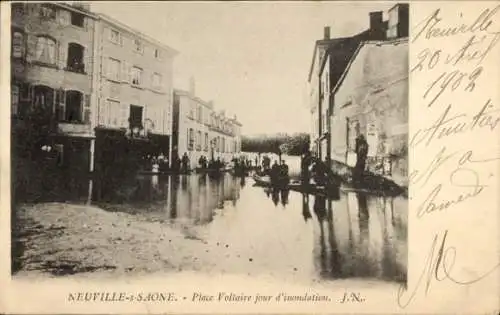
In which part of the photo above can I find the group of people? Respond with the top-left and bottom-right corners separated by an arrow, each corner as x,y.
269,160 -> 290,188
300,134 -> 369,186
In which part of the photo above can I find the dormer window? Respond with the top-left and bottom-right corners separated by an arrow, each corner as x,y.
71,11 -> 84,27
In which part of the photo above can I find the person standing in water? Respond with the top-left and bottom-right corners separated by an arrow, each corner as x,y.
354,134 -> 369,179
181,152 -> 190,173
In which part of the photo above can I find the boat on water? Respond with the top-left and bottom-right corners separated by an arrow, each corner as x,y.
252,174 -> 340,199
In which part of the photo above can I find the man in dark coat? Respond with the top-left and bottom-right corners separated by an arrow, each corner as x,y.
355,134 -> 369,178
181,153 -> 190,173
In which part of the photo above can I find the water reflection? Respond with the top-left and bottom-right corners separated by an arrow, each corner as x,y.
309,192 -> 407,283
90,173 -> 243,225
18,167 -> 407,284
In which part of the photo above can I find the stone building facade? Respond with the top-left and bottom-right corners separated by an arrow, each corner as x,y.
307,3 -> 409,186
172,86 -> 242,170
11,2 -> 99,173
93,13 -> 178,173
330,39 -> 409,186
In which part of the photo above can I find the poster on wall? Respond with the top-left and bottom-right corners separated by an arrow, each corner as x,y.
366,122 -> 378,157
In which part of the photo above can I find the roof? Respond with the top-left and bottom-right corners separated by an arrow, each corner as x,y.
174,89 -> 213,109
98,12 -> 179,56
332,37 -> 409,96
53,3 -> 99,19
307,37 -> 347,82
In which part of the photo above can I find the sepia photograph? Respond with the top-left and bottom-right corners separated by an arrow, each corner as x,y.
10,1 -> 409,290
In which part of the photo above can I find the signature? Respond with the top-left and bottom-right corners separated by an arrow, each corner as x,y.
416,168 -> 488,219
412,5 -> 500,43
410,99 -> 499,148
397,230 -> 500,308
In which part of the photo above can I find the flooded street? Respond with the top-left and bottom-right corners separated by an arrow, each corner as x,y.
23,165 -> 407,284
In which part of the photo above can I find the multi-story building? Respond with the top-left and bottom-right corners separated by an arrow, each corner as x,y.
93,12 -> 178,172
172,82 -> 242,170
11,2 -> 99,173
10,2 -> 178,177
307,9 -> 389,161
307,3 -> 409,186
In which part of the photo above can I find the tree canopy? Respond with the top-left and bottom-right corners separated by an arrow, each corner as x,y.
241,133 -> 310,156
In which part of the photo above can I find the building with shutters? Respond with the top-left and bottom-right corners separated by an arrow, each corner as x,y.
172,81 -> 242,170
307,3 -> 409,186
93,12 -> 178,173
11,2 -> 99,174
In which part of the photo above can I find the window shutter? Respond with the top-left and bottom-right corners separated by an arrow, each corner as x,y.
120,103 -> 128,128
121,61 -> 129,83
59,41 -> 67,69
26,34 -> 37,62
58,89 -> 66,121
106,57 -> 113,79
83,94 -> 91,123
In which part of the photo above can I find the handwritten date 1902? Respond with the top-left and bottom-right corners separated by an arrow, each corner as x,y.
424,66 -> 482,108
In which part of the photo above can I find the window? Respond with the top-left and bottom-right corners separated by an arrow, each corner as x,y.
110,29 -> 121,45
133,39 -> 143,53
131,66 -> 142,85
196,131 -> 202,151
107,58 -> 120,81
12,31 -> 24,58
67,43 -> 85,73
154,49 -> 160,59
222,138 -> 225,153
152,73 -> 162,89
197,105 -> 202,122
39,4 -> 56,20
33,85 -> 55,117
65,90 -> 83,122
103,99 -> 127,127
35,36 -> 56,64
188,128 -> 194,150
204,133 -> 208,151
71,12 -> 84,27
11,3 -> 24,20
129,105 -> 143,129
188,103 -> 195,119
58,10 -> 70,25
11,85 -> 19,116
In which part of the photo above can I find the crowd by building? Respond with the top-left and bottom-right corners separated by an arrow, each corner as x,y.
10,2 -> 242,178
307,3 -> 409,187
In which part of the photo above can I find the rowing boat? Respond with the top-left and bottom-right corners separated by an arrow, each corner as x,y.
252,174 -> 340,199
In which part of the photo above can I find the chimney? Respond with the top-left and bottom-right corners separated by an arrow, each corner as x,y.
369,11 -> 385,40
386,4 -> 409,39
189,76 -> 196,96
72,2 -> 91,11
323,26 -> 330,40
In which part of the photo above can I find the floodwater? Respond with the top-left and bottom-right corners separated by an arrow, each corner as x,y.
44,168 -> 407,283
14,154 -> 407,283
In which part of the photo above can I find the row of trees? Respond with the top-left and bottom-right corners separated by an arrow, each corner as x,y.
241,133 -> 310,156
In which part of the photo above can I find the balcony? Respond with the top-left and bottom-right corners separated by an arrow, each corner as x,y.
58,122 -> 93,138
65,62 -> 86,74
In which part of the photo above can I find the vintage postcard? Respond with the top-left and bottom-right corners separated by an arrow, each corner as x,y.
0,1 -> 499,314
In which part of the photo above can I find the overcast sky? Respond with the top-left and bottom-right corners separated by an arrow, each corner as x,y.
91,2 -> 392,136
